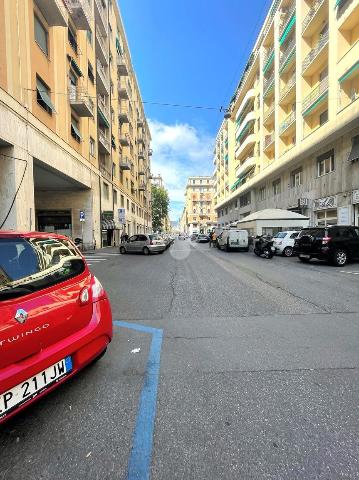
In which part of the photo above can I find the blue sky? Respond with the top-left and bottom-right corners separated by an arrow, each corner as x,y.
119,0 -> 272,220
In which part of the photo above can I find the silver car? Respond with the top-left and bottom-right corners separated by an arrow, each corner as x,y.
119,234 -> 166,255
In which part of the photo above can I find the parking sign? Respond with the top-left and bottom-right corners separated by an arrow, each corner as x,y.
80,211 -> 85,222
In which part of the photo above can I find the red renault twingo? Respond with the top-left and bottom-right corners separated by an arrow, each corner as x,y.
0,231 -> 113,424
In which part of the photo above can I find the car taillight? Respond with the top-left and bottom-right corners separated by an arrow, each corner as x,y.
322,236 -> 332,245
79,287 -> 90,305
91,276 -> 106,302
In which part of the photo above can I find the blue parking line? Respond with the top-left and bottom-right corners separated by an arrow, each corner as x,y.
114,320 -> 163,480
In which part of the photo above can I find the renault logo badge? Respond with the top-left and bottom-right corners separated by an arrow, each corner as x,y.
15,309 -> 28,324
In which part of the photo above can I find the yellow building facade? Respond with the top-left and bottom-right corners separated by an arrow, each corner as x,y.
0,0 -> 152,247
182,176 -> 217,235
215,0 -> 359,229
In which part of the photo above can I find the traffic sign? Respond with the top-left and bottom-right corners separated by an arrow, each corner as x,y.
80,210 -> 85,222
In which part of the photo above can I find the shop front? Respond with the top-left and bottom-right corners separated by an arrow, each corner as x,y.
101,211 -> 115,247
353,189 -> 359,226
313,195 -> 338,227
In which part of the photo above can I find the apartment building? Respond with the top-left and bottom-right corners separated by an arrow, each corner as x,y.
182,176 -> 217,235
0,0 -> 152,248
215,0 -> 359,229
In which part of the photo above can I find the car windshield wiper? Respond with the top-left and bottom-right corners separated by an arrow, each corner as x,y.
0,283 -> 36,293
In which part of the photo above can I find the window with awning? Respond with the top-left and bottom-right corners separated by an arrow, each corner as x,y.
36,77 -> 55,114
348,135 -> 359,163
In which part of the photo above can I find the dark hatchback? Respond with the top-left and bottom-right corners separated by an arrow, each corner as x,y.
294,225 -> 359,266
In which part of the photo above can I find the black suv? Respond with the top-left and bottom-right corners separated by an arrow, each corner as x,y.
294,225 -> 359,266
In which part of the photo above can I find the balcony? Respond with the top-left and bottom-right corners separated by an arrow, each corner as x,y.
279,111 -> 296,135
138,164 -> 145,175
263,46 -> 275,74
302,76 -> 329,116
117,54 -> 129,76
94,0 -> 108,36
236,156 -> 256,179
96,26 -> 108,65
279,37 -> 296,73
279,1 -> 296,38
138,150 -> 145,160
279,73 -> 296,103
119,157 -> 131,170
96,59 -> 110,95
137,118 -> 144,127
138,136 -> 145,146
118,78 -> 131,100
118,103 -> 130,123
264,132 -> 275,150
302,29 -> 329,75
99,161 -> 112,181
98,129 -> 111,154
302,0 -> 327,37
235,126 -> 255,159
68,85 -> 94,117
236,110 -> 256,139
97,95 -> 110,126
138,182 -> 146,192
36,0 -> 67,26
65,0 -> 92,30
263,72 -> 275,97
264,103 -> 275,122
119,132 -> 130,147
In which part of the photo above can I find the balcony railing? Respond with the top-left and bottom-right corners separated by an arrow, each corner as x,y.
263,72 -> 275,94
302,0 -> 326,33
94,0 -> 108,35
120,157 -> 131,170
68,85 -> 93,117
117,53 -> 129,76
279,37 -> 296,71
264,132 -> 275,149
302,29 -> 329,72
96,26 -> 108,63
119,132 -> 130,146
263,46 -> 275,73
97,95 -> 109,121
118,103 -> 129,123
280,73 -> 296,100
264,103 -> 275,120
99,162 -> 112,181
279,1 -> 296,37
138,182 -> 146,191
96,59 -> 110,93
98,130 -> 110,152
302,76 -> 329,113
279,111 -> 296,134
118,78 -> 131,99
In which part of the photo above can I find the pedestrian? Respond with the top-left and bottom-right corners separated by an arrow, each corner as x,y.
212,231 -> 217,248
121,231 -> 129,243
209,231 -> 213,247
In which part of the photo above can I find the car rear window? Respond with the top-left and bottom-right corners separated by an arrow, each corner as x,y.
298,228 -> 325,239
274,232 -> 287,238
0,237 -> 85,301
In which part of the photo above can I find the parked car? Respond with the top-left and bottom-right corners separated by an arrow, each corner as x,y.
272,231 -> 300,257
294,225 -> 359,266
217,229 -> 249,252
119,234 -> 165,255
196,234 -> 210,243
0,231 -> 113,425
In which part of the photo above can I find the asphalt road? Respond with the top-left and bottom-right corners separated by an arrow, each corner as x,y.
1,239 -> 359,479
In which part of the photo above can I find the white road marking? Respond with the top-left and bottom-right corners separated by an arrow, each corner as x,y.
340,271 -> 359,275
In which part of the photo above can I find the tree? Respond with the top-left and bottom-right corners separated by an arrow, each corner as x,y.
151,185 -> 169,232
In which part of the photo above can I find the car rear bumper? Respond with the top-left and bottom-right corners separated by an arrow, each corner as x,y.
148,244 -> 166,252
0,298 -> 113,424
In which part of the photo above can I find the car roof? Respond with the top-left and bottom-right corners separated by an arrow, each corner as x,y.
0,230 -> 70,240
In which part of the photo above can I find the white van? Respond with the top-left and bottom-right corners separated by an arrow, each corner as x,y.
217,229 -> 249,252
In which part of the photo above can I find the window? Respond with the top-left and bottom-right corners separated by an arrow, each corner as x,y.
234,200 -> 238,208
103,183 -> 109,200
68,27 -> 78,54
290,232 -> 299,239
317,150 -> 334,177
71,117 -> 81,142
111,135 -> 116,150
112,162 -> 116,178
120,195 -> 124,207
320,110 -> 328,126
87,29 -> 93,46
113,190 -> 118,204
88,62 -> 94,84
34,15 -> 48,56
69,69 -> 77,87
273,179 -> 281,196
259,186 -> 266,201
316,209 -> 337,227
36,77 -> 55,114
89,137 -> 95,156
290,168 -> 302,187
240,192 -> 251,208
127,199 -> 130,210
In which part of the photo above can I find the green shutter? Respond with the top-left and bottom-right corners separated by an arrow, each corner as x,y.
302,91 -> 328,117
36,78 -> 56,113
71,58 -> 83,77
71,121 -> 82,141
279,14 -> 296,45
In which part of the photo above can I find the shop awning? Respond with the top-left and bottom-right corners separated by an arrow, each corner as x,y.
348,135 -> 359,163
102,219 -> 116,230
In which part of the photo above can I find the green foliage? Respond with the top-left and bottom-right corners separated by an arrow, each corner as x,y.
151,185 -> 169,231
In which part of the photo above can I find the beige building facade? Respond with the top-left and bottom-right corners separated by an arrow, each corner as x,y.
215,0 -> 359,229
181,176 -> 217,235
0,0 -> 152,248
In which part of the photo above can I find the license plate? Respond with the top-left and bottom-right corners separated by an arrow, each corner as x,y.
299,254 -> 310,259
0,356 -> 72,419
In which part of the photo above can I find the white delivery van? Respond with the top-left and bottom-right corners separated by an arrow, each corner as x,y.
217,229 -> 249,252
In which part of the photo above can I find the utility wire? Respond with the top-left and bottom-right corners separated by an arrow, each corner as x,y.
0,155 -> 28,230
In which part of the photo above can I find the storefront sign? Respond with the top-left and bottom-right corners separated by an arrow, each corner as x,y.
338,206 -> 350,225
353,189 -> 359,205
118,208 -> 126,224
313,195 -> 337,210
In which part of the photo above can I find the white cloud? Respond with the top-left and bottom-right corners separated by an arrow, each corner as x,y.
148,119 -> 215,220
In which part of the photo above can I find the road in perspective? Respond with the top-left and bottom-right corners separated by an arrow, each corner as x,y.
1,240 -> 359,480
